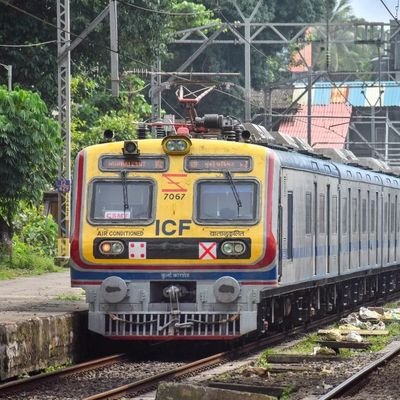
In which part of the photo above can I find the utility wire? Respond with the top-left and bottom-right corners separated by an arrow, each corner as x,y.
218,10 -> 271,61
0,0 -> 154,69
0,40 -> 58,48
379,0 -> 400,23
119,0 -> 219,17
0,0 -> 247,110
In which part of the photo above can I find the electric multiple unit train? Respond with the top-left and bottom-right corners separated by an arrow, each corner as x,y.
70,115 -> 400,340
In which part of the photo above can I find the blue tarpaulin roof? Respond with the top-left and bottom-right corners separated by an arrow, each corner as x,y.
293,81 -> 400,107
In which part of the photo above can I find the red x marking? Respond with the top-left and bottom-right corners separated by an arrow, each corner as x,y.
199,242 -> 217,260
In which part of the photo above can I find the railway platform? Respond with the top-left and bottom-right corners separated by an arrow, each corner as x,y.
0,271 -> 88,381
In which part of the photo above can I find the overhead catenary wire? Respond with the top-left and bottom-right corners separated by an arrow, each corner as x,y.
119,0 -> 220,17
0,40 -> 58,48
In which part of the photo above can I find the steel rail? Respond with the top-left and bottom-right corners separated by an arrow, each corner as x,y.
82,298 -> 400,400
83,320 -> 342,400
319,341 -> 400,400
0,354 -> 126,395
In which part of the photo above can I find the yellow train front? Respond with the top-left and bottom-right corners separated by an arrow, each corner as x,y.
70,125 -> 279,340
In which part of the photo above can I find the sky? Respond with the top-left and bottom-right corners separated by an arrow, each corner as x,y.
350,0 -> 398,22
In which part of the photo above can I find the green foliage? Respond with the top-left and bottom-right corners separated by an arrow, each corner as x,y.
0,88 -> 60,204
168,1 -> 221,33
44,362 -> 73,373
13,206 -> 58,258
55,292 -> 85,301
311,0 -> 376,72
367,322 -> 400,352
0,236 -> 61,280
0,1 -> 58,106
166,0 -> 326,118
280,333 -> 320,354
0,87 -> 60,247
71,73 -> 151,157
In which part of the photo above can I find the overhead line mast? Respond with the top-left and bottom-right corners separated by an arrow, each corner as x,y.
56,0 -> 119,263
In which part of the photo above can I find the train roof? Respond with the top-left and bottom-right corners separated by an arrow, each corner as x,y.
272,147 -> 400,187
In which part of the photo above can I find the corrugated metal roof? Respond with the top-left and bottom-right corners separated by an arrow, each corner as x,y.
278,103 -> 352,149
292,81 -> 400,107
288,43 -> 312,73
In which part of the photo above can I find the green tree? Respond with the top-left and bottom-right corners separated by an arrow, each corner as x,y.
0,0 -> 58,106
312,0 -> 376,72
0,0 -> 218,108
71,73 -> 151,159
0,87 -> 60,249
165,0 -> 326,118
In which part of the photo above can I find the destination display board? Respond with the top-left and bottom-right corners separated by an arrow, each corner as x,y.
100,155 -> 168,171
185,156 -> 252,172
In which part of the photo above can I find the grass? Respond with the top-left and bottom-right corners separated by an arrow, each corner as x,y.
0,250 -> 63,280
258,304 -> 400,366
367,321 -> 400,352
55,291 -> 85,301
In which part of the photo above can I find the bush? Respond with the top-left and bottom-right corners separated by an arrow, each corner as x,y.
11,237 -> 58,272
13,205 -> 58,257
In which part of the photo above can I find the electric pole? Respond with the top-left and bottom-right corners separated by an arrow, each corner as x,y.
56,0 -> 119,262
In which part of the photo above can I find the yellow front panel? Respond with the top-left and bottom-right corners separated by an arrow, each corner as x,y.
79,139 -> 270,267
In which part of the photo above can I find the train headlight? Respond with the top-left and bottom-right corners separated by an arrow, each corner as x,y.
99,240 -> 125,255
214,276 -> 240,303
123,140 -> 140,156
100,276 -> 128,303
162,136 -> 192,155
221,240 -> 246,256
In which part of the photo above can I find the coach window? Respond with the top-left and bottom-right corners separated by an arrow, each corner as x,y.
319,194 -> 325,233
305,192 -> 312,234
287,192 -> 294,260
384,201 -> 388,233
342,197 -> 348,234
371,199 -> 375,233
362,199 -> 367,233
352,198 -> 357,233
90,179 -> 153,223
391,201 -> 395,233
332,195 -> 338,234
196,180 -> 258,224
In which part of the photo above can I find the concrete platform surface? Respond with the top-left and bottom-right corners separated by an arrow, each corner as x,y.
0,271 -> 88,381
0,270 -> 87,324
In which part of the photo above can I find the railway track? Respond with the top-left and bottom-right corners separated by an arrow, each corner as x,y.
0,313 -> 341,400
0,354 -> 125,398
320,341 -> 400,400
1,300 -> 398,400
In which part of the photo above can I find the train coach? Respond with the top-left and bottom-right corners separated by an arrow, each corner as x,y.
70,114 -> 400,340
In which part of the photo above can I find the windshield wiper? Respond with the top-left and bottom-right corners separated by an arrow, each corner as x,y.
120,170 -> 129,219
224,170 -> 242,214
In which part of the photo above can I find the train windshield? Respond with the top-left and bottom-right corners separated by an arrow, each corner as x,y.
90,180 -> 153,223
196,180 -> 258,224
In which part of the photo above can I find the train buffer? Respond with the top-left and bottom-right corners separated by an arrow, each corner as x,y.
316,340 -> 370,354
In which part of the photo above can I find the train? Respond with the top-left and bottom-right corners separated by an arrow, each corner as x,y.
70,114 -> 400,340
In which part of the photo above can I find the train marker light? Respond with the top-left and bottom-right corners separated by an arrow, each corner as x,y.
162,136 -> 192,155
123,140 -> 140,156
221,240 -> 246,256
99,240 -> 125,255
